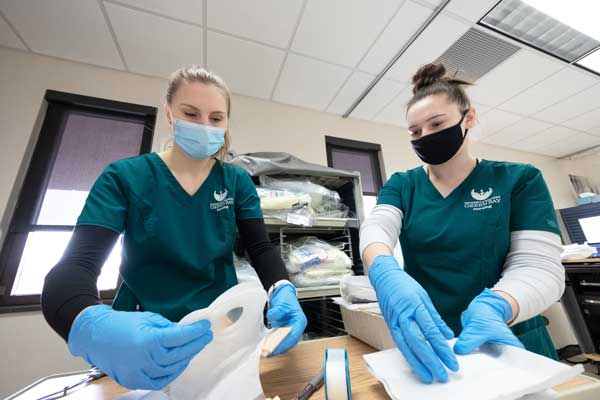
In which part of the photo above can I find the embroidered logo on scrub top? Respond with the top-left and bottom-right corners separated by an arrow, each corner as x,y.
471,188 -> 493,201
464,188 -> 501,211
214,189 -> 228,202
210,189 -> 233,212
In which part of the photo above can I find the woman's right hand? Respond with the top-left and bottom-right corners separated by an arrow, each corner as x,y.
368,255 -> 459,383
68,305 -> 213,390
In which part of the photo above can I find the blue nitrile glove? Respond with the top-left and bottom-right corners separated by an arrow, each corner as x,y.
369,255 -> 459,384
68,304 -> 213,390
454,288 -> 524,355
266,283 -> 308,356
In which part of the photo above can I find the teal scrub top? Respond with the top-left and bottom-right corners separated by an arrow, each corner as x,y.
377,160 -> 561,358
77,152 -> 263,322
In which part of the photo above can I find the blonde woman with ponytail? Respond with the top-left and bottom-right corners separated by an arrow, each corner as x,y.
42,66 -> 306,391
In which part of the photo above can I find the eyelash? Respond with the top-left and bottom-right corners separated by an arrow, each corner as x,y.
410,121 -> 443,135
183,113 -> 222,122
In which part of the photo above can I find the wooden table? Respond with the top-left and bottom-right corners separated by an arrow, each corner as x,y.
9,336 -> 600,400
562,258 -> 600,264
260,336 -> 386,399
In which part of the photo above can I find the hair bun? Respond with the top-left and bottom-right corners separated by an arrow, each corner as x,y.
411,63 -> 447,95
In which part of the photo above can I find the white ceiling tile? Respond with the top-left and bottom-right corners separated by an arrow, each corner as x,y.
473,103 -> 492,114
498,67 -> 598,115
513,126 -> 580,153
108,0 -> 203,24
468,125 -> 486,140
0,0 -> 123,69
326,71 -> 374,114
443,0 -> 499,23
351,79 -> 407,120
475,108 -> 523,138
207,0 -> 303,48
291,0 -> 404,67
482,118 -> 551,147
412,0 -> 443,8
537,133 -> 600,158
468,50 -> 563,107
384,13 -> 471,81
273,53 -> 352,111
533,82 -> 600,124
372,85 -> 413,127
106,2 -> 203,78
0,14 -> 26,50
531,148 -> 564,157
358,1 -> 431,74
207,31 -> 285,99
562,107 -> 600,133
469,104 -> 494,140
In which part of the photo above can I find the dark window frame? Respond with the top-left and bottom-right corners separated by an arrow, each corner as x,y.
0,90 -> 156,312
325,135 -> 386,196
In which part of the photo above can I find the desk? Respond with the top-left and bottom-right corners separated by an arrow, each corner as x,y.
9,336 -> 600,400
561,258 -> 600,355
562,258 -> 600,264
260,336 -> 386,399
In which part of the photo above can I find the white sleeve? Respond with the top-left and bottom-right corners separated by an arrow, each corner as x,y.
492,230 -> 565,325
359,204 -> 403,259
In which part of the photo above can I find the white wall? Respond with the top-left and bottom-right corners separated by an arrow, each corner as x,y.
0,312 -> 88,396
0,47 -> 592,396
559,155 -> 600,184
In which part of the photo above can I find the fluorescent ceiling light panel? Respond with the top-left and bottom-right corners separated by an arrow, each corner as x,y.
480,0 -> 599,62
521,0 -> 600,40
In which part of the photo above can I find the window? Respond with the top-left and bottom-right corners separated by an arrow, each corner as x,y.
325,136 -> 385,197
325,135 -> 386,221
0,90 -> 156,310
325,135 -> 404,266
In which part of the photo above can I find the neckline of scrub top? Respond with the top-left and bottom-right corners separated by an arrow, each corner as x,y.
419,159 -> 486,201
149,152 -> 220,202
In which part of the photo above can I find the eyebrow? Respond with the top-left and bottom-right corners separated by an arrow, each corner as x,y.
180,103 -> 226,114
408,113 -> 446,131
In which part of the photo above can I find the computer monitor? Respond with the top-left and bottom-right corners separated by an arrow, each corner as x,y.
559,203 -> 600,247
578,215 -> 600,245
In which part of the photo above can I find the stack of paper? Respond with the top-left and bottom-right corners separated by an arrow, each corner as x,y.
363,340 -> 583,400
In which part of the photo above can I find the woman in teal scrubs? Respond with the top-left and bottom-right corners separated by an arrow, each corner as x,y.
360,63 -> 565,384
42,66 -> 307,390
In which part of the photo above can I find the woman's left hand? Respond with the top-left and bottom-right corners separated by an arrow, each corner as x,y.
266,283 -> 307,356
454,288 -> 524,355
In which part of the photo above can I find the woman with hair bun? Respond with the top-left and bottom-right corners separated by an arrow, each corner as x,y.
360,63 -> 564,384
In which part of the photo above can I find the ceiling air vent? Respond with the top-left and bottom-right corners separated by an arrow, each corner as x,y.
436,27 -> 520,83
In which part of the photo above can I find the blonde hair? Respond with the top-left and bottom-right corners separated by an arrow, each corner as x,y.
166,66 -> 231,161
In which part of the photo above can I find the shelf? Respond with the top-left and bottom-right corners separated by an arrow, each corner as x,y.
263,217 -> 359,229
297,285 -> 341,299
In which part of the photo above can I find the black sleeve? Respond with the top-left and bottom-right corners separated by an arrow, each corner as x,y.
41,225 -> 119,342
236,218 -> 290,291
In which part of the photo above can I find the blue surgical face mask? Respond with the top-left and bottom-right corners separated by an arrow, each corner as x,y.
172,118 -> 225,159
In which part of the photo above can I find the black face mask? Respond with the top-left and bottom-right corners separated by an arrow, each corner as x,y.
410,112 -> 469,165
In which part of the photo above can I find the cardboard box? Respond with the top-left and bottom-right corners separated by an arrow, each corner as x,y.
339,303 -> 395,350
